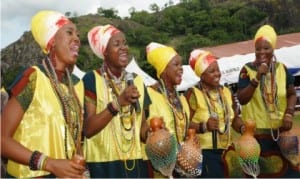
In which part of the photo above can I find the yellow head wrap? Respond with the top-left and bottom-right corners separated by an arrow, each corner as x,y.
254,25 -> 277,49
31,10 -> 71,54
146,42 -> 178,78
87,24 -> 121,59
189,49 -> 216,77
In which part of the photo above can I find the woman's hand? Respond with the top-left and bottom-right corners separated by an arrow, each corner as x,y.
206,117 -> 219,131
256,62 -> 268,80
280,114 -> 293,132
44,158 -> 86,178
118,85 -> 140,106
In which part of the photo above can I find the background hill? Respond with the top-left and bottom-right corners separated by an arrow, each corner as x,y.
1,0 -> 300,88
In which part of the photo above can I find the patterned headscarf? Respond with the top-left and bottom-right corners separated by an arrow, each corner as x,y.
87,24 -> 121,59
31,10 -> 71,54
189,49 -> 216,77
254,25 -> 277,49
146,42 -> 178,78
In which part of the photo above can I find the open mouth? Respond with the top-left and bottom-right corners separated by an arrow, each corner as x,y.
70,45 -> 79,57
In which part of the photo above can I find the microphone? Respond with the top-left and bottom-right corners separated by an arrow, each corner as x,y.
125,73 -> 141,113
260,63 -> 267,86
211,113 -> 218,149
212,129 -> 217,149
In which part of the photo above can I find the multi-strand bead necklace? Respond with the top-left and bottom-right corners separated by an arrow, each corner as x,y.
159,79 -> 188,144
198,82 -> 231,147
100,64 -> 136,170
259,61 -> 280,141
42,58 -> 83,158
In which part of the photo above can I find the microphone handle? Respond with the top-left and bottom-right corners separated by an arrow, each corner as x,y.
133,99 -> 141,113
127,79 -> 141,113
212,130 -> 217,149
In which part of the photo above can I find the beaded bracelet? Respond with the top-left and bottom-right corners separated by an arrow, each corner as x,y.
199,122 -> 207,133
29,151 -> 42,170
284,113 -> 293,119
285,107 -> 295,116
37,154 -> 49,171
107,102 -> 119,116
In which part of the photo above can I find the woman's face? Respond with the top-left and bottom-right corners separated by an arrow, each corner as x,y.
201,61 -> 221,88
255,39 -> 273,66
104,32 -> 129,70
161,55 -> 183,86
53,22 -> 80,69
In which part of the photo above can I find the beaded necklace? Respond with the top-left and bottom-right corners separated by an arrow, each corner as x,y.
159,79 -> 188,144
259,61 -> 280,141
100,64 -> 136,170
42,58 -> 83,159
198,82 -> 231,147
100,64 -> 136,135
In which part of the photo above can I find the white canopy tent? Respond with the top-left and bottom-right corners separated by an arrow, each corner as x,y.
72,58 -> 157,86
73,45 -> 300,91
218,44 -> 300,85
125,58 -> 157,86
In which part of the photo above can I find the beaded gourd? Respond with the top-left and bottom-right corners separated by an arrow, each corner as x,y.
175,128 -> 203,177
145,117 -> 178,178
235,120 -> 261,178
277,131 -> 299,169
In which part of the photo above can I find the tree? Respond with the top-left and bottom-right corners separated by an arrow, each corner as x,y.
128,7 -> 136,17
97,7 -> 120,19
149,3 -> 160,12
65,12 -> 71,17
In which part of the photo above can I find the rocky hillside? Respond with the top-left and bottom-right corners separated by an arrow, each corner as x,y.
0,15 -> 144,87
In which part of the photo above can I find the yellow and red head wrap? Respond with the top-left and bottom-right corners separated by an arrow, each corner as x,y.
87,24 -> 121,59
189,49 -> 216,77
31,10 -> 71,54
146,42 -> 178,78
254,25 -> 277,49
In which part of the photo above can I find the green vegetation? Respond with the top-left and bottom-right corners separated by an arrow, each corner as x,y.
74,0 -> 300,74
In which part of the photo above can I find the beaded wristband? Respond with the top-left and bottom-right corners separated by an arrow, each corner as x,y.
37,154 -> 48,170
41,156 -> 49,170
285,113 -> 293,119
29,151 -> 42,170
285,108 -> 295,116
199,122 -> 207,133
107,102 -> 119,116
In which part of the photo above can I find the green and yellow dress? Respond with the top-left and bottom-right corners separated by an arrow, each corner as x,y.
224,61 -> 300,177
146,84 -> 190,177
187,84 -> 234,178
6,65 -> 84,178
82,69 -> 152,178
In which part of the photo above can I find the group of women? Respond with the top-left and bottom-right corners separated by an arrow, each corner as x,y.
1,10 -> 299,178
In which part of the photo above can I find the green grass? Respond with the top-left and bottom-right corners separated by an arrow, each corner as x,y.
294,112 -> 300,125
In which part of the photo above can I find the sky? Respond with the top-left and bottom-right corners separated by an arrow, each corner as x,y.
1,0 -> 180,50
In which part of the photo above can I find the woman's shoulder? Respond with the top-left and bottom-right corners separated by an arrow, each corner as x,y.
8,66 -> 38,90
82,70 -> 98,82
